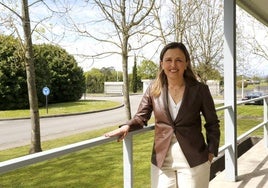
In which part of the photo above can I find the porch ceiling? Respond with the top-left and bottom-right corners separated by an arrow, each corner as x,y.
237,0 -> 268,27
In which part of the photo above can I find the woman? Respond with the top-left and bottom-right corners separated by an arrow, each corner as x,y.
105,42 -> 220,188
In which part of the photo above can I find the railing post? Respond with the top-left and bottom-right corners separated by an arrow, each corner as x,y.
123,134 -> 133,188
224,0 -> 237,181
264,97 -> 268,148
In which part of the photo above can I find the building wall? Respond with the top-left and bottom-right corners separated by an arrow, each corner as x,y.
207,80 -> 221,96
104,82 -> 123,95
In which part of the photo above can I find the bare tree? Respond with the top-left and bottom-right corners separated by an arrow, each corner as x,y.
66,0 -> 155,119
236,6 -> 268,77
149,0 -> 201,46
186,0 -> 223,83
171,0 -> 202,43
0,0 -> 42,153
248,23 -> 268,63
236,15 -> 251,77
0,1 -> 68,153
252,38 -> 268,61
151,0 -> 223,83
21,0 -> 42,153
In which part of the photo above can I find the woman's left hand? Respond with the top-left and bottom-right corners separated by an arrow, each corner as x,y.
104,125 -> 130,142
208,153 -> 214,162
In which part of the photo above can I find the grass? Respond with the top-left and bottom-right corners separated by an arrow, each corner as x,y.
0,126 -> 154,188
0,103 -> 266,187
0,100 -> 121,119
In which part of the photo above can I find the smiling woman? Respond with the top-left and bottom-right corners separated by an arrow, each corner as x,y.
0,100 -> 121,119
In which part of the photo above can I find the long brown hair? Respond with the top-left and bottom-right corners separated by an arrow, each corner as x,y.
151,42 -> 197,97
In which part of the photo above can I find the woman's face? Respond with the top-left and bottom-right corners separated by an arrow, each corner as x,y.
160,48 -> 188,80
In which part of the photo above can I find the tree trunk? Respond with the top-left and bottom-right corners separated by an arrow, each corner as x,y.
122,37 -> 131,120
21,0 -> 42,153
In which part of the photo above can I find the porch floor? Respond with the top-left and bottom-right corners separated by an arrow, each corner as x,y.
209,139 -> 268,188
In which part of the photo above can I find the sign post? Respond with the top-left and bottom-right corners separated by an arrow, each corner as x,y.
42,86 -> 50,114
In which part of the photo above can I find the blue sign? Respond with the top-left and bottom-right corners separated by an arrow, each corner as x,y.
42,87 -> 50,96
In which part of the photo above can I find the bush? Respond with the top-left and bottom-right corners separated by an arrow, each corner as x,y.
34,44 -> 85,103
0,35 -> 29,109
237,80 -> 248,88
0,35 -> 85,110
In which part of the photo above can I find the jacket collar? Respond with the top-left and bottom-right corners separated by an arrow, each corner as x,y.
162,77 -> 199,124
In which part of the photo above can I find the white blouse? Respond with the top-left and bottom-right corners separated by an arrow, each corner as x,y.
168,92 -> 182,121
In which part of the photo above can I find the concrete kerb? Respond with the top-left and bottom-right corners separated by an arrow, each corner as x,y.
0,103 -> 124,121
0,93 -> 143,121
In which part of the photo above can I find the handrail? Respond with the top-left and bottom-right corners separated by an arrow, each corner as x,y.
0,125 -> 155,175
0,95 -> 267,187
237,95 -> 268,105
237,121 -> 268,142
219,95 -> 268,151
0,135 -> 116,174
216,104 -> 232,111
218,142 -> 232,153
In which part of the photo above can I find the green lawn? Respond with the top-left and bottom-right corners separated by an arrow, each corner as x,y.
0,100 -> 121,119
0,104 -> 266,188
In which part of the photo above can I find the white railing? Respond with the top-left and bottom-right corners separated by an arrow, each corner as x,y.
216,97 -> 268,153
219,95 -> 268,182
0,96 -> 268,188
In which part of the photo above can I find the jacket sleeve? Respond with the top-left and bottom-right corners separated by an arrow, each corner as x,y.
200,84 -> 220,157
126,86 -> 153,131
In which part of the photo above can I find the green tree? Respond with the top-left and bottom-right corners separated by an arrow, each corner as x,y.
32,45 -> 51,105
85,67 -> 123,94
86,68 -> 105,93
195,63 -> 221,83
137,60 -> 158,79
112,70 -> 123,82
0,1 -> 85,154
0,35 -> 28,110
34,44 -> 85,103
0,36 -> 85,108
100,67 -> 116,82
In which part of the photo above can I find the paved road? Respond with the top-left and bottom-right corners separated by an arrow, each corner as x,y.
0,94 -> 225,151
0,94 -> 143,151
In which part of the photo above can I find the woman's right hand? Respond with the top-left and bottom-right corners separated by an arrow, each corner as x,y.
104,125 -> 130,142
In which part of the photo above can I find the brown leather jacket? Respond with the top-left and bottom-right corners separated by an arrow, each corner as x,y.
126,78 -> 220,168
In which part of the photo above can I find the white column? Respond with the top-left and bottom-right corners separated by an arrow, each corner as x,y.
123,135 -> 133,188
224,0 -> 237,181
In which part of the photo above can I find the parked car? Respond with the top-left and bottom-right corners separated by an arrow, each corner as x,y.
242,91 -> 264,105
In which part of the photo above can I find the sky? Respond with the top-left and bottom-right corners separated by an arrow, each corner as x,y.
60,2 -> 268,77
1,0 -> 267,77
28,0 -> 161,73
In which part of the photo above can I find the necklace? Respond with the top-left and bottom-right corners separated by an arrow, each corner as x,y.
168,84 -> 185,104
